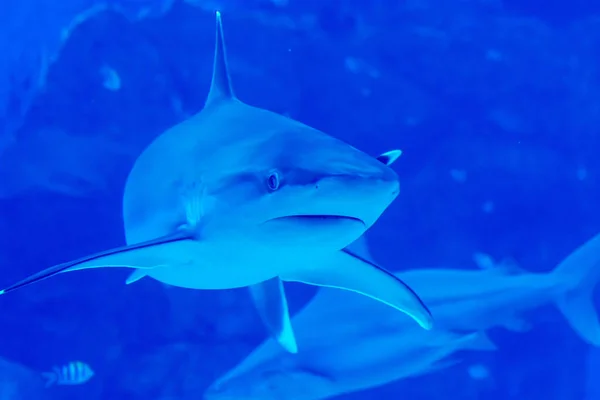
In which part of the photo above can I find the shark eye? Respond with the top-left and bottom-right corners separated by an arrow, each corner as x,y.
266,171 -> 281,191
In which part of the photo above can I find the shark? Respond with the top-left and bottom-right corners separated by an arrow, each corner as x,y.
204,329 -> 494,400
0,11 -> 432,353
203,240 -> 497,400
204,231 -> 600,400
286,231 -> 600,347
397,232 -> 600,345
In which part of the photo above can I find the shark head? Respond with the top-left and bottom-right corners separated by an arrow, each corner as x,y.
192,112 -> 400,252
139,11 -> 401,254
0,11 -> 430,356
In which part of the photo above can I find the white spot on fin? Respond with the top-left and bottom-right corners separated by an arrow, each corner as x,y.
205,11 -> 236,106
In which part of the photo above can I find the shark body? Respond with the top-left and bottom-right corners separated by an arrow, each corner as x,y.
399,232 -> 600,345
205,232 -> 600,399
204,240 -> 496,400
0,12 -> 432,353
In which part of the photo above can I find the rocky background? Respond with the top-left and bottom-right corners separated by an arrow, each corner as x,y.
1,0 -> 600,399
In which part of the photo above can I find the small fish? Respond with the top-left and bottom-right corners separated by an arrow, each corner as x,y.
41,361 -> 94,387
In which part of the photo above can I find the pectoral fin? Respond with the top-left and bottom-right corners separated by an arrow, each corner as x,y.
0,230 -> 195,295
280,248 -> 433,330
248,278 -> 298,354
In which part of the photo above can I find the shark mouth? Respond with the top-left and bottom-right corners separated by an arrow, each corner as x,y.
270,215 -> 364,225
258,215 -> 366,248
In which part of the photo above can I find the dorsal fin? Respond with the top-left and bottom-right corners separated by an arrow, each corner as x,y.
205,11 -> 236,106
376,150 -> 402,166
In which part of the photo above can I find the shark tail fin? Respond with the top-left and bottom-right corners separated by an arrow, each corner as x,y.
552,233 -> 600,346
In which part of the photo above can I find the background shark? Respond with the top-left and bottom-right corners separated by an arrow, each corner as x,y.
205,231 -> 600,399
203,239 -> 496,400
397,231 -> 600,346
0,12 -> 432,354
205,327 -> 494,400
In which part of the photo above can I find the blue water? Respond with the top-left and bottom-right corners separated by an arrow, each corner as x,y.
1,0 -> 599,399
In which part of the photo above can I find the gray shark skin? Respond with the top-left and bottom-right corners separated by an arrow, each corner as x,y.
399,231 -> 600,346
0,12 -> 432,352
204,232 -> 600,400
243,150 -> 405,353
204,239 -> 496,400
293,231 -> 600,347
205,328 -> 494,400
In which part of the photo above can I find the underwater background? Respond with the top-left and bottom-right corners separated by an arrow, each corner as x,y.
2,0 -> 600,398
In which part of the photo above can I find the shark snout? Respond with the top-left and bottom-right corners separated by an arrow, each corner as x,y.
387,178 -> 400,198
311,170 -> 399,229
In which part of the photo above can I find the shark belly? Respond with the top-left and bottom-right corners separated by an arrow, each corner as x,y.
142,240 -> 295,290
